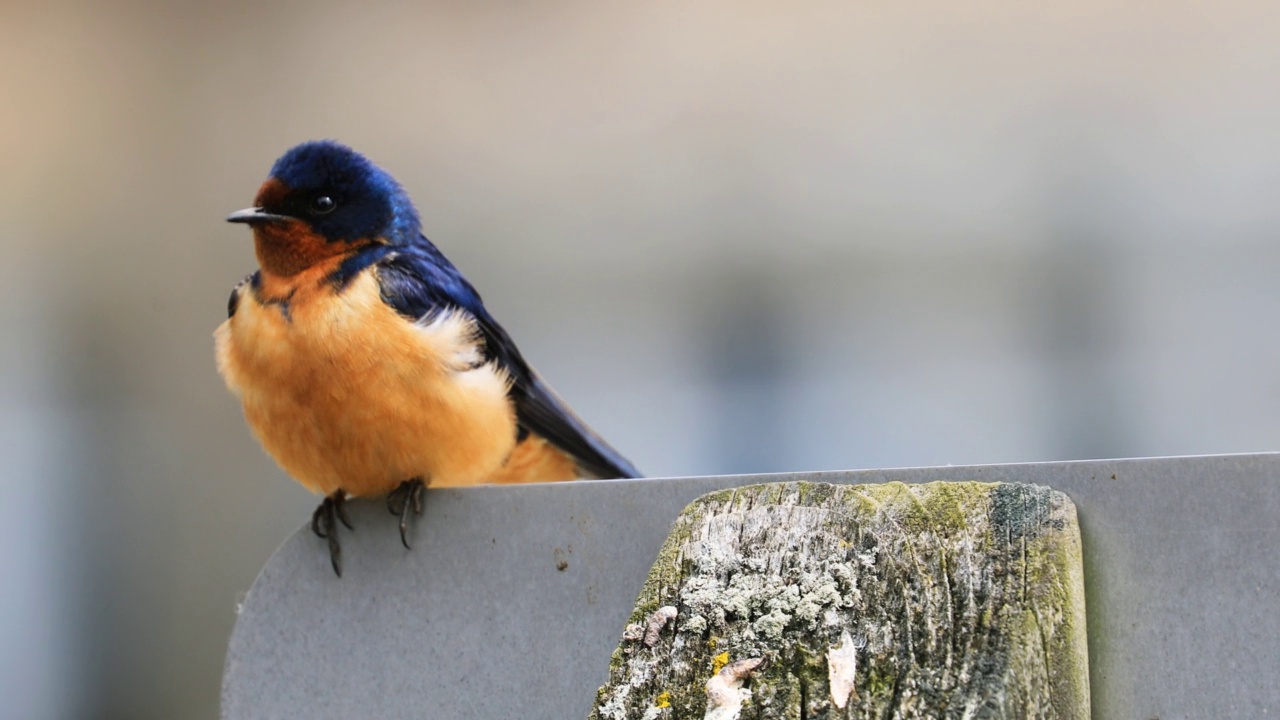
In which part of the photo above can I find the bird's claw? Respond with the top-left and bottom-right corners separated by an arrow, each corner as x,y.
387,477 -> 426,549
311,490 -> 351,577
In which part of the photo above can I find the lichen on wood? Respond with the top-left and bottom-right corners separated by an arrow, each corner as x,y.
590,481 -> 1088,719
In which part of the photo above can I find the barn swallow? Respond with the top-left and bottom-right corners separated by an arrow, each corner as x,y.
215,140 -> 641,576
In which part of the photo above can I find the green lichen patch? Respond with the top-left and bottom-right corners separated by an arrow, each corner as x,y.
590,481 -> 1089,720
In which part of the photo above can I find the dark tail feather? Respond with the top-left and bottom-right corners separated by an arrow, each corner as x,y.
514,375 -> 642,480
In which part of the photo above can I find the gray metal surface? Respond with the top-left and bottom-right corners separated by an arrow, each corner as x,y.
222,454 -> 1280,719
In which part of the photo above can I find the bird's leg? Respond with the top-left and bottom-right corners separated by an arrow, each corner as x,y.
310,490 -> 352,577
387,477 -> 426,549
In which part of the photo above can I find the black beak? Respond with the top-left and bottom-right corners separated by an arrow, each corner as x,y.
226,207 -> 290,224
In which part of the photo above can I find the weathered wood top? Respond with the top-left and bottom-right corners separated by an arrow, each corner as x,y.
592,481 -> 1088,719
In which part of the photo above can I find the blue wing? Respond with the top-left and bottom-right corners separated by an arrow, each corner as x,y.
366,241 -> 642,480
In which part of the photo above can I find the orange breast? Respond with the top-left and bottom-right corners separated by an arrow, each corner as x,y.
215,264 -> 519,497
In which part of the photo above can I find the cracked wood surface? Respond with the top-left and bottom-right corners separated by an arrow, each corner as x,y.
590,481 -> 1089,719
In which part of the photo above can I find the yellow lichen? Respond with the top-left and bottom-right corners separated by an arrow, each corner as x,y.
711,651 -> 730,674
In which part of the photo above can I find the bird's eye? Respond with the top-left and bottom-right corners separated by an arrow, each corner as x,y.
310,195 -> 337,214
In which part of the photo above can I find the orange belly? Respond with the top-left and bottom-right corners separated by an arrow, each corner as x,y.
486,435 -> 580,485
215,267 -> 520,497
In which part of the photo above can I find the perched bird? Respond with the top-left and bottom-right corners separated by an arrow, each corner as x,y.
216,140 -> 641,575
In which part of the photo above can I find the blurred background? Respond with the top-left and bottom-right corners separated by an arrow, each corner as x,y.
2,0 -> 1279,717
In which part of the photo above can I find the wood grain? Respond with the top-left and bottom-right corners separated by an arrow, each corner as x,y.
591,481 -> 1089,719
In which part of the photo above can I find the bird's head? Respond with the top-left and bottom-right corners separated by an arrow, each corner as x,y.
228,140 -> 420,277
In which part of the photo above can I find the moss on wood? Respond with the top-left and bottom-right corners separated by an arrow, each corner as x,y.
590,481 -> 1089,720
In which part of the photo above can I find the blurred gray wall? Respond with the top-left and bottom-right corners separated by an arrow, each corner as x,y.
2,1 -> 1278,718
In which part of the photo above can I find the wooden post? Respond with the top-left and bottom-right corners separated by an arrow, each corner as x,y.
590,481 -> 1089,719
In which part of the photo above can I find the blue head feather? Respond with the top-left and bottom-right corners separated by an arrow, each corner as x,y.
264,140 -> 421,245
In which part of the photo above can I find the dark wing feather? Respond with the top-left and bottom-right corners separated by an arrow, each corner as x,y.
374,243 -> 641,480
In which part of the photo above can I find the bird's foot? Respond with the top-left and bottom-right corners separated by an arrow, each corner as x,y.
311,490 -> 353,577
387,477 -> 426,549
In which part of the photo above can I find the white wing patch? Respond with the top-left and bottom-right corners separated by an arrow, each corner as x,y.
413,309 -> 488,373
